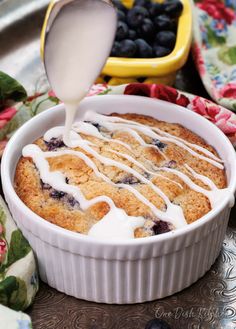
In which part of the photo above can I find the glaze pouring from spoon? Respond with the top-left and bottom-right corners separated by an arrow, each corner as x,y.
43,0 -> 117,145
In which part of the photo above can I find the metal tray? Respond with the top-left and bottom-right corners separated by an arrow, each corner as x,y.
0,1 -> 236,328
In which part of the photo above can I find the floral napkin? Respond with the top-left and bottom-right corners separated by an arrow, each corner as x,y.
192,0 -> 236,111
0,195 -> 38,311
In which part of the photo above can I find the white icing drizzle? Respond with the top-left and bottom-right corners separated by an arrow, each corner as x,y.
184,164 -> 217,190
23,145 -> 114,209
73,121 -> 132,151
63,103 -> 83,147
44,126 -> 94,147
160,166 -> 232,208
23,145 -> 186,229
107,149 -> 183,189
23,144 -> 145,238
85,112 -> 224,169
37,146 -> 187,227
23,110 -> 235,239
88,208 -> 145,240
58,139 -> 170,206
44,129 -> 183,213
105,125 -> 167,160
153,127 -> 223,163
73,116 -> 167,159
91,113 -> 223,163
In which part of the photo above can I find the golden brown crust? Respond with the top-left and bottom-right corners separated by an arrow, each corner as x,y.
14,113 -> 227,237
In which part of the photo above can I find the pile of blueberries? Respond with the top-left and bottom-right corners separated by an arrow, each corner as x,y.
111,0 -> 183,58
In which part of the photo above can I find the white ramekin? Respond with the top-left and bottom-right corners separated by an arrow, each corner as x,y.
2,95 -> 236,304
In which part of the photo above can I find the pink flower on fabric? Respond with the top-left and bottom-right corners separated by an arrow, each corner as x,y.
0,107 -> 17,129
220,83 -> 236,99
48,90 -> 57,98
191,96 -> 236,135
215,111 -> 236,134
192,43 -> 205,76
124,83 -> 190,107
0,238 -> 7,263
197,0 -> 235,25
191,96 -> 220,121
87,84 -> 108,97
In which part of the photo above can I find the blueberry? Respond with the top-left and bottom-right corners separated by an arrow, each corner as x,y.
84,121 -> 102,131
127,6 -> 149,28
117,174 -> 140,185
116,21 -> 129,40
117,9 -> 126,22
152,221 -> 171,235
155,30 -> 176,49
165,160 -> 177,168
152,139 -> 167,150
143,172 -> 151,180
137,18 -> 155,41
134,0 -> 151,8
112,0 -> 127,13
50,190 -> 66,199
149,3 -> 164,17
119,39 -> 137,57
153,45 -> 172,57
145,318 -> 172,329
45,138 -> 65,151
154,14 -> 174,31
128,29 -> 137,40
163,0 -> 183,18
67,196 -> 80,208
135,39 -> 153,58
111,41 -> 120,56
40,180 -> 51,190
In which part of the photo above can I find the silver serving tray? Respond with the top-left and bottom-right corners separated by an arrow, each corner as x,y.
0,0 -> 50,94
0,1 -> 236,328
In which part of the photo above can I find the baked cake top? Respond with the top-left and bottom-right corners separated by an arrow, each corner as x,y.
15,112 -> 228,239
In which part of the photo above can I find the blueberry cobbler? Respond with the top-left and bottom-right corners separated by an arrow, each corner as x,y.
14,112 -> 227,239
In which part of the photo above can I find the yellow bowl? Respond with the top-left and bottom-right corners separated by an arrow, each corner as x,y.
103,0 -> 192,85
41,0 -> 192,85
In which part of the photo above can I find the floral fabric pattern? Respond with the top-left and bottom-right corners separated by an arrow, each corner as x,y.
0,107 -> 17,129
192,0 -> 236,110
1,81 -> 236,145
0,196 -> 38,311
123,83 -> 236,144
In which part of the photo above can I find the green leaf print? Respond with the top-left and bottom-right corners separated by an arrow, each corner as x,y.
218,46 -> 236,65
0,207 -> 6,226
207,26 -> 226,47
207,63 -> 221,77
7,231 -> 31,268
0,276 -> 28,310
232,102 -> 236,111
0,72 -> 27,109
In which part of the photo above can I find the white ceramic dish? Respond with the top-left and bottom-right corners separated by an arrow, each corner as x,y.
2,95 -> 236,304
